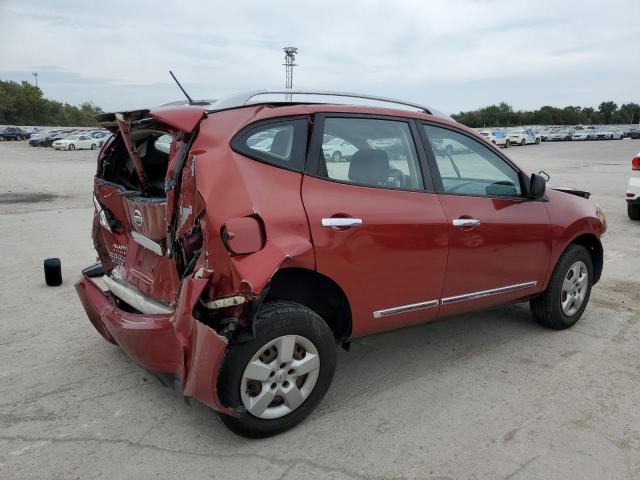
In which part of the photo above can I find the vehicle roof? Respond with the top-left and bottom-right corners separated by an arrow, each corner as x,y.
97,89 -> 456,129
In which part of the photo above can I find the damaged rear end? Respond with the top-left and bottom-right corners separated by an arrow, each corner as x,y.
75,105 -> 231,412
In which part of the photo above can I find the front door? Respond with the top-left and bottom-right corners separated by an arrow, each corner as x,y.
302,114 -> 449,337
420,123 -> 552,317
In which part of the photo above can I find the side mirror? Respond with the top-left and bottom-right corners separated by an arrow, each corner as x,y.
529,173 -> 546,199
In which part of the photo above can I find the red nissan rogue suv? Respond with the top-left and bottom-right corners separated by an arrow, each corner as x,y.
76,90 -> 606,437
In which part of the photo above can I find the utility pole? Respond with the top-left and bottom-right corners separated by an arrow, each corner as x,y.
32,72 -> 38,87
283,47 -> 298,101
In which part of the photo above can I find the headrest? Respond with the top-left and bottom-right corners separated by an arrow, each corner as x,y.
348,149 -> 389,186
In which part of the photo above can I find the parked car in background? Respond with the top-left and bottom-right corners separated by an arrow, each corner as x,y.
77,90 -> 606,437
627,152 -> 640,219
548,131 -> 573,141
507,128 -> 541,145
629,129 -> 640,139
52,134 -> 98,150
492,129 -> 510,148
572,131 -> 594,141
24,127 -> 41,138
42,131 -> 73,147
0,126 -> 28,141
596,130 -> 623,140
91,131 -> 112,146
322,136 -> 358,161
478,130 -> 495,143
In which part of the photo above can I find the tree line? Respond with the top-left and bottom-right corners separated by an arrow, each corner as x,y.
452,101 -> 640,128
0,80 -> 103,127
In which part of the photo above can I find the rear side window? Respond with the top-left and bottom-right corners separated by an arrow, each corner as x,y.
316,117 -> 423,190
232,118 -> 307,171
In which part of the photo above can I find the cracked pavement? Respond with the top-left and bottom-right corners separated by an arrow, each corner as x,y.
1,140 -> 639,479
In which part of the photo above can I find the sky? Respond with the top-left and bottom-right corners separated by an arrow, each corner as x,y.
1,0 -> 639,114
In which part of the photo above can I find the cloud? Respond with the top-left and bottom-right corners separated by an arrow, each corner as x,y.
1,0 -> 638,113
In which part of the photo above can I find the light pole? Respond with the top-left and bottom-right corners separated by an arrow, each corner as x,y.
32,72 -> 38,87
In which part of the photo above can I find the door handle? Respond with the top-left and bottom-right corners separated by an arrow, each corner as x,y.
452,218 -> 480,227
321,218 -> 363,228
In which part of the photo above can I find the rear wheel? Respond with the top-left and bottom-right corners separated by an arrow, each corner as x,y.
535,137 -> 541,144
91,143 -> 97,150
504,140 -> 510,148
331,151 -> 342,162
530,244 -> 592,329
520,139 -> 526,146
444,144 -> 454,156
217,301 -> 336,438
628,203 -> 640,220
68,144 -> 75,150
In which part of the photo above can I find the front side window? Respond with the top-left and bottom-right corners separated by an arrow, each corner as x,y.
423,125 -> 522,197
318,117 -> 423,190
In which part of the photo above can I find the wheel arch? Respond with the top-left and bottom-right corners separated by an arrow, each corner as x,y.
262,267 -> 352,339
569,233 -> 603,284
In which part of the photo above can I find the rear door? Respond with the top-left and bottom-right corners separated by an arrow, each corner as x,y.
302,114 -> 448,337
419,122 -> 552,317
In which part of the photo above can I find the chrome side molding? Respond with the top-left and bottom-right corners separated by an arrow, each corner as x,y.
373,299 -> 439,318
441,281 -> 538,305
374,281 -> 538,318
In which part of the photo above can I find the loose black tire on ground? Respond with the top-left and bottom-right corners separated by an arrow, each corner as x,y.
217,300 -> 336,438
530,244 -> 593,330
44,258 -> 62,286
628,204 -> 640,220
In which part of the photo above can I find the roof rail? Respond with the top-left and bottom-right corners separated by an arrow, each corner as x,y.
207,89 -> 453,120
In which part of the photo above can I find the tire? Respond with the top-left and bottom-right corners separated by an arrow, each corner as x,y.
91,143 -> 97,150
68,144 -> 75,150
628,203 -> 640,220
217,300 -> 336,438
520,139 -> 526,146
535,137 -> 541,144
331,151 -> 342,162
504,140 -> 510,148
530,244 -> 592,330
444,144 -> 454,156
44,258 -> 62,286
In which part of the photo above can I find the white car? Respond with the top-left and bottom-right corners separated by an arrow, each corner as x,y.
596,130 -> 624,140
322,137 -> 358,161
478,130 -> 510,148
507,128 -> 541,145
572,131 -> 594,141
627,153 -> 640,219
52,134 -> 99,150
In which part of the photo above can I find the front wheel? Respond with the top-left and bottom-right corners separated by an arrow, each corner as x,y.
217,301 -> 336,438
530,244 -> 592,329
535,137 -> 541,144
68,144 -> 75,150
520,139 -> 526,146
90,143 -> 97,150
504,140 -> 510,148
